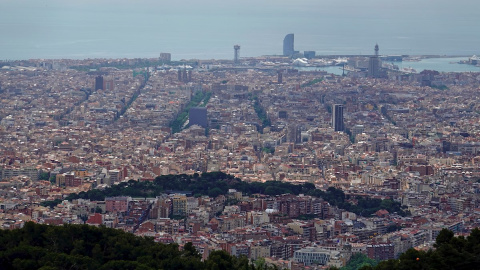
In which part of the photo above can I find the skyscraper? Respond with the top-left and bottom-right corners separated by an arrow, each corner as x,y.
103,79 -> 114,91
182,68 -> 187,82
177,69 -> 182,81
189,107 -> 207,128
159,53 -> 171,63
95,75 -> 104,90
304,51 -> 316,59
332,104 -> 344,132
368,44 -> 381,78
283,33 -> 294,57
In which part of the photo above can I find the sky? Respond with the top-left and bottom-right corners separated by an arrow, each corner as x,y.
0,0 -> 478,59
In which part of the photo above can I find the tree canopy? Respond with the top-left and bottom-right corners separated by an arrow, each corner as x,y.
363,228 -> 480,270
341,253 -> 377,270
0,222 -> 268,270
62,172 -> 408,217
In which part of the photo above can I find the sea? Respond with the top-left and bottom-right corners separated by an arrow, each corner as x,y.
1,0 -> 479,74
304,57 -> 480,76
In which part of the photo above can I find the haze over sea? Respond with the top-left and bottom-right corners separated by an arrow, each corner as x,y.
0,0 -> 479,61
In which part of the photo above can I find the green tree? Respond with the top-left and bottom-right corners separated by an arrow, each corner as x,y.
39,172 -> 50,181
434,229 -> 454,247
49,175 -> 56,184
208,187 -> 223,198
368,228 -> 480,269
183,242 -> 201,259
341,253 -> 377,270
205,250 -> 233,270
254,257 -> 269,269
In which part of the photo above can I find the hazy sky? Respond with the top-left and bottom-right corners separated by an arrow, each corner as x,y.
1,0 -> 478,59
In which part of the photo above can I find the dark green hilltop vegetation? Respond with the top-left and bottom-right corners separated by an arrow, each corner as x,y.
349,228 -> 480,270
2,223 -> 478,270
0,222 -> 273,270
50,172 -> 409,217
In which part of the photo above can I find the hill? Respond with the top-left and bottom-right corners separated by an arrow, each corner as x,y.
0,221 -> 264,270
58,171 -> 409,217
361,228 -> 480,270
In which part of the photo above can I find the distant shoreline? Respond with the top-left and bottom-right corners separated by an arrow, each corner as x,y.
0,54 -> 475,63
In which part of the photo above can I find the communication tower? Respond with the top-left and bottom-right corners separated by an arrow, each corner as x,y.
234,45 -> 240,63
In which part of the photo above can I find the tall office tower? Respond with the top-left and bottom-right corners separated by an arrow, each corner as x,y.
103,79 -> 114,91
277,70 -> 283,84
189,107 -> 207,128
332,104 -> 345,132
234,45 -> 240,64
368,44 -> 381,78
177,69 -> 182,81
95,75 -> 104,90
182,68 -> 187,82
304,51 -> 316,59
287,124 -> 296,143
283,33 -> 295,57
159,52 -> 171,62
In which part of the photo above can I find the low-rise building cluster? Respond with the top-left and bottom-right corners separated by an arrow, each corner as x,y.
1,56 -> 480,268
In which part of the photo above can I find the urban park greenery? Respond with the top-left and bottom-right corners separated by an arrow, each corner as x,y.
62,172 -> 409,217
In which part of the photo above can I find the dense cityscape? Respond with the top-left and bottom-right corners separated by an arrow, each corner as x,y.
1,36 -> 480,269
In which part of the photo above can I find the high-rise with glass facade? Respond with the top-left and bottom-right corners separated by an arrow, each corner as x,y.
283,33 -> 294,57
332,104 -> 344,132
